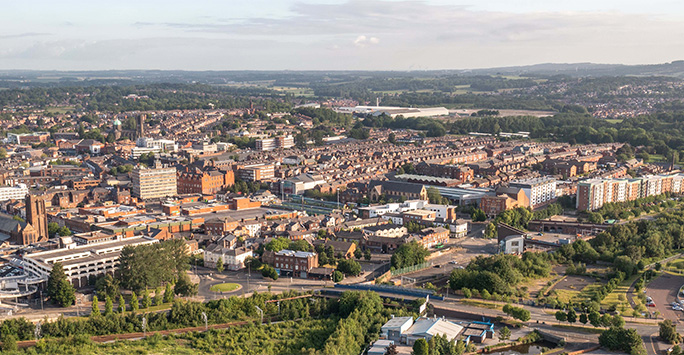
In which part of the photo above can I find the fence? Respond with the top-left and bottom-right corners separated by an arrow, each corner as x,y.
391,262 -> 432,276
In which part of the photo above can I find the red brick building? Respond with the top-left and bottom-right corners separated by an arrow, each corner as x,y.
177,167 -> 235,195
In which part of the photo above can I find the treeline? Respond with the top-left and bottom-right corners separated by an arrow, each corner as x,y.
0,84 -> 291,113
449,253 -> 552,296
1,291 -> 323,343
453,111 -> 684,161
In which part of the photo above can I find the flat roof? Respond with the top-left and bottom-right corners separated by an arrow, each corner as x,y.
25,236 -> 156,264
382,316 -> 413,329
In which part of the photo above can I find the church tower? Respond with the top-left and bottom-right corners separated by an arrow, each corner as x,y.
25,194 -> 48,240
136,114 -> 146,138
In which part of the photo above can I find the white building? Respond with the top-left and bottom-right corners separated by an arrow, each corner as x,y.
204,245 -> 253,271
510,177 -> 557,208
281,173 -> 326,195
359,200 -> 428,218
136,137 -> 178,152
0,184 -> 28,202
337,106 -> 449,118
22,236 -> 158,287
381,316 -> 414,342
500,235 -> 524,254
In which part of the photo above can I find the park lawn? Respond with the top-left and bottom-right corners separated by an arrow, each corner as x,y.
555,283 -> 603,304
602,273 -> 640,309
605,118 -> 624,124
45,105 -> 75,114
553,289 -> 580,304
210,283 -> 241,292
646,154 -> 667,163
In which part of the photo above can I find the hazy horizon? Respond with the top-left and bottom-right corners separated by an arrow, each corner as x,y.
4,0 -> 684,71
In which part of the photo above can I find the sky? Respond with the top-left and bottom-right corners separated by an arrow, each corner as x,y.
3,0 -> 684,71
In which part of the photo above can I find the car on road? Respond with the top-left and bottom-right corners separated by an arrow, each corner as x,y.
449,261 -> 458,265
434,264 -> 443,268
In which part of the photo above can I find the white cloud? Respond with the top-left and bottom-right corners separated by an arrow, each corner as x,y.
353,35 -> 380,47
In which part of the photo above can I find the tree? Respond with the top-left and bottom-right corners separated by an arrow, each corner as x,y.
426,187 -> 448,205
567,308 -> 577,323
412,338 -> 429,355
391,241 -> 430,269
95,274 -> 120,299
216,258 -> 224,273
579,313 -> 588,324
388,133 -> 397,144
599,327 -> 646,355
46,262 -> 75,307
364,250 -> 372,261
104,296 -> 113,316
118,294 -> 126,313
48,222 -> 60,237
0,148 -> 7,160
154,288 -> 163,306
174,271 -> 199,296
484,222 -> 497,239
130,291 -> 139,312
385,343 -> 399,355
499,326 -> 511,341
265,237 -> 291,252
503,304 -> 531,322
118,239 -> 189,292
142,290 -> 151,309
337,259 -> 362,276
472,209 -> 487,222
332,270 -> 344,283
261,265 -> 279,281
660,320 -> 682,344
57,226 -> 72,236
555,310 -> 567,322
163,283 -> 174,303
91,295 -> 100,316
589,311 -> 601,327
2,334 -> 17,352
354,248 -> 363,259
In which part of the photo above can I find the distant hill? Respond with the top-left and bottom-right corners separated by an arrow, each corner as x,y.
465,61 -> 684,78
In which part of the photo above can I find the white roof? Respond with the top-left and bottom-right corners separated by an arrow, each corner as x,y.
406,317 -> 464,341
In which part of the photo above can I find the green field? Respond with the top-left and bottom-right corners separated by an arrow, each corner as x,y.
210,283 -> 241,292
604,118 -> 624,124
45,105 -> 75,114
271,86 -> 315,97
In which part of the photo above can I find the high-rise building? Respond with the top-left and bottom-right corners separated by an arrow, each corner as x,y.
25,194 -> 48,240
131,162 -> 177,200
509,177 -> 557,209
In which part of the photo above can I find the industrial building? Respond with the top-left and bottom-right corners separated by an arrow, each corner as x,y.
337,106 -> 449,118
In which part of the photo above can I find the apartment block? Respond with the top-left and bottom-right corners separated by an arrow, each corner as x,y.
509,176 -> 556,209
576,173 -> 684,211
